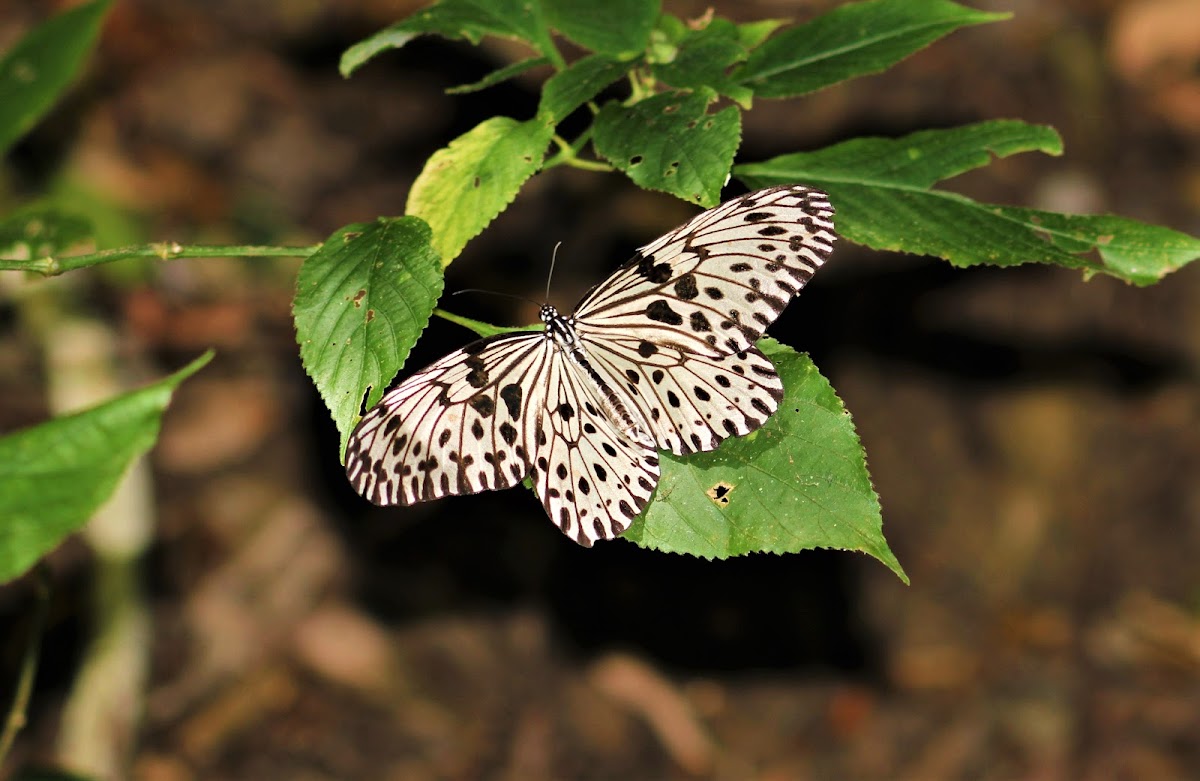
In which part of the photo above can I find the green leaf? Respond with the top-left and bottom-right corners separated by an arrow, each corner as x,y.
446,55 -> 549,94
736,120 -> 1200,285
538,53 -> 629,124
0,0 -> 111,153
340,0 -> 557,77
0,352 -> 212,585
294,218 -> 443,455
624,341 -> 904,580
0,206 -> 93,261
433,308 -> 542,338
593,90 -> 741,206
541,0 -> 660,56
651,18 -> 753,107
736,18 -> 786,50
406,115 -> 553,263
732,0 -> 1008,98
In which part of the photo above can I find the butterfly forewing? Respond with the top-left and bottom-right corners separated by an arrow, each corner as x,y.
344,184 -> 836,546
345,332 -> 549,505
573,185 -> 835,357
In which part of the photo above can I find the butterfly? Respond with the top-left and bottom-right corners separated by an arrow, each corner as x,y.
345,185 -> 836,546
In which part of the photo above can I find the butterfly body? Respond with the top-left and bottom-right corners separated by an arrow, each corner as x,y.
345,185 -> 836,546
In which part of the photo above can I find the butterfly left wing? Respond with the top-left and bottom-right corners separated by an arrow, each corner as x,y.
573,185 -> 835,358
345,332 -> 551,506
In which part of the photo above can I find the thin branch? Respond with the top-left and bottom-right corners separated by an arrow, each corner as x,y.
0,243 -> 321,277
0,563 -> 53,766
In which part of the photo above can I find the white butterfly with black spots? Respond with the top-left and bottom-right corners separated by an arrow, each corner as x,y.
345,184 -> 836,546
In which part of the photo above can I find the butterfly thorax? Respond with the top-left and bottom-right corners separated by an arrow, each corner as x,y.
539,304 -> 653,448
540,304 -> 577,348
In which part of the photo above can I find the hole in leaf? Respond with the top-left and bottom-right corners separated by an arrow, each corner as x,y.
707,481 -> 734,506
629,155 -> 644,166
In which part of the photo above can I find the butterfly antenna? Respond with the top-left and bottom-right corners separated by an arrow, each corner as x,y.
450,288 -> 539,307
546,241 -> 563,302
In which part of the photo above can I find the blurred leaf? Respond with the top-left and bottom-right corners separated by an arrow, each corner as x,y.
446,55 -> 549,94
541,0 -> 660,55
651,18 -> 753,107
594,89 -> 741,206
340,0 -> 556,77
732,0 -> 1008,98
0,207 -> 93,261
624,341 -> 904,580
0,352 -> 212,585
14,769 -> 99,781
294,218 -> 443,455
0,0 -> 110,153
538,53 -> 629,124
406,115 -> 553,264
736,18 -> 786,50
736,120 -> 1199,284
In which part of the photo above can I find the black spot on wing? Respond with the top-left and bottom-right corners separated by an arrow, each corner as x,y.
464,355 -> 488,388
673,273 -> 699,300
469,395 -> 495,417
633,252 -> 672,282
499,383 -> 523,419
646,300 -> 683,325
637,341 -> 658,358
689,311 -> 711,332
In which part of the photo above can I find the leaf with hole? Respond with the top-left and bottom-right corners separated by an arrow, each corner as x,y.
294,217 -> 443,455
623,340 -> 904,580
593,89 -> 741,206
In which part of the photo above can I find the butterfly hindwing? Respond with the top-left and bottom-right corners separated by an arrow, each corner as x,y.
532,348 -> 660,546
577,333 -> 784,456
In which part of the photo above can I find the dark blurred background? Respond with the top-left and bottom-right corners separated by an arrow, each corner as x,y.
1,0 -> 1198,779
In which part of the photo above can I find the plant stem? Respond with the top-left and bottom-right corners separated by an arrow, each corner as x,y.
0,243 -> 321,276
544,131 -> 611,172
0,563 -> 52,766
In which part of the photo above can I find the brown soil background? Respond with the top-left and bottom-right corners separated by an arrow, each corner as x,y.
2,1 -> 1198,779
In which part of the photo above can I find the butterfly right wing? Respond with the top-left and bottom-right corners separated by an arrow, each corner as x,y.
345,332 -> 552,506
578,331 -> 784,456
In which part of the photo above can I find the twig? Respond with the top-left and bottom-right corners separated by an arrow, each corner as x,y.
0,243 -> 321,276
0,563 -> 53,766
